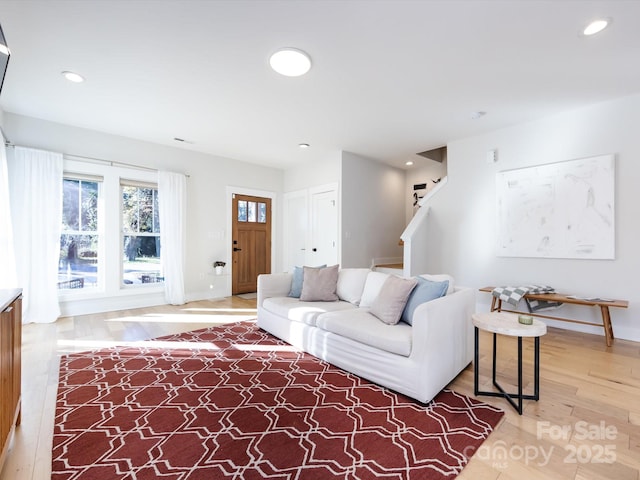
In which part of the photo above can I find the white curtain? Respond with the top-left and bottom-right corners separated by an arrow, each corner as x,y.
158,170 -> 186,305
8,147 -> 63,323
0,140 -> 17,288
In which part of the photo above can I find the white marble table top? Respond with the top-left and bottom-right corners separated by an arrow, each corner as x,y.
472,311 -> 547,337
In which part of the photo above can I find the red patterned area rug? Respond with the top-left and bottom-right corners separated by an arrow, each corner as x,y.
52,321 -> 503,480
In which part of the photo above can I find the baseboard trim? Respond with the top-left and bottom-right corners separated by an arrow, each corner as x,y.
59,292 -> 167,317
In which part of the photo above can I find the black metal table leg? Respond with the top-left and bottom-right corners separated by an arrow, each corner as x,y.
517,336 -> 523,414
474,330 -> 541,415
474,326 -> 479,396
534,336 -> 540,400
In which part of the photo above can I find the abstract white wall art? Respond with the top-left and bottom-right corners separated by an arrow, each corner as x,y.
496,154 -> 615,259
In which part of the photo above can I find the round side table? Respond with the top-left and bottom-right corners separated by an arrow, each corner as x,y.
472,311 -> 547,415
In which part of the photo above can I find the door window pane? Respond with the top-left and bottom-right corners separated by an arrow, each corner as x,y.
258,202 -> 267,223
238,200 -> 247,222
248,201 -> 256,222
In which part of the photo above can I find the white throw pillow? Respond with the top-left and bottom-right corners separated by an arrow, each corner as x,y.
420,273 -> 455,295
369,275 -> 418,325
336,268 -> 371,305
359,272 -> 391,308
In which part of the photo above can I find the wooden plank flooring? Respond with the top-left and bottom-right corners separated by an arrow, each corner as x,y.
1,296 -> 638,479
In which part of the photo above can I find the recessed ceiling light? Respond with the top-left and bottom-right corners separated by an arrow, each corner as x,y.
583,18 -> 611,36
471,111 -> 486,120
61,71 -> 85,83
405,161 -> 414,166
270,48 -> 311,77
298,143 -> 310,149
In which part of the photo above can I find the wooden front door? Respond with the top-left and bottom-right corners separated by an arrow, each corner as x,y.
232,194 -> 271,294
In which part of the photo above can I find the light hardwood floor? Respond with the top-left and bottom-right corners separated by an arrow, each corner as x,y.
1,297 -> 638,479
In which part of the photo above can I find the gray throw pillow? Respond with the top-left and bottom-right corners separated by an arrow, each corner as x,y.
370,275 -> 418,325
288,264 -> 327,298
299,264 -> 339,301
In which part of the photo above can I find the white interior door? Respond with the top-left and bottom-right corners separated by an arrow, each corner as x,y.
283,192 -> 307,272
310,188 -> 338,266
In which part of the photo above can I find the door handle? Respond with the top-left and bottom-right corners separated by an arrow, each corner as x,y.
312,248 -> 317,252
234,247 -> 242,252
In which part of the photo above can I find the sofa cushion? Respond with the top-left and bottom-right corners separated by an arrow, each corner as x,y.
300,264 -> 339,301
420,273 -> 455,295
359,272 -> 391,308
316,309 -> 412,357
401,277 -> 449,325
262,297 -> 355,326
370,275 -> 418,325
288,264 -> 327,298
336,268 -> 371,305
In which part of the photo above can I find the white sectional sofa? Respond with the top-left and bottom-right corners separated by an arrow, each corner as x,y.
257,268 -> 475,403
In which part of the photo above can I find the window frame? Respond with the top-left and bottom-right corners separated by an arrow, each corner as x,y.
120,179 -> 163,288
58,159 -> 163,302
58,173 -> 104,295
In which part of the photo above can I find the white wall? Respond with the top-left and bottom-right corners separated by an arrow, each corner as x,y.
423,93 -> 640,342
283,151 -> 341,192
4,113 -> 284,314
341,151 -> 405,268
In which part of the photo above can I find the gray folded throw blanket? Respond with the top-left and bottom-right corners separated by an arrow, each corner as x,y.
492,285 -> 563,312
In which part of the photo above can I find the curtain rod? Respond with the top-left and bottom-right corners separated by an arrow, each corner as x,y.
63,152 -> 158,173
3,138 -> 189,177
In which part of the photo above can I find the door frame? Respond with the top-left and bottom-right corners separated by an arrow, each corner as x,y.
225,186 -> 277,297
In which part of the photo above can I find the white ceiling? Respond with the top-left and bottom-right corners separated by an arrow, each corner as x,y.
0,0 -> 638,170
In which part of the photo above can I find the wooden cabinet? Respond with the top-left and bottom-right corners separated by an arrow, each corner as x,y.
0,289 -> 21,470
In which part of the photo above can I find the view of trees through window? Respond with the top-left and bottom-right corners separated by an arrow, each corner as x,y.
58,178 -> 100,290
122,184 -> 163,285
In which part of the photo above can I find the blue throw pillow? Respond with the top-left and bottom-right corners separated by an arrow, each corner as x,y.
401,277 -> 449,325
288,265 -> 326,298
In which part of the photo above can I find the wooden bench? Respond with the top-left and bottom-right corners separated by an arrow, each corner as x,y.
479,287 -> 628,347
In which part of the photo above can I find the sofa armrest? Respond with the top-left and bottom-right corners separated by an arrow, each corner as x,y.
409,287 -> 476,399
257,273 -> 293,307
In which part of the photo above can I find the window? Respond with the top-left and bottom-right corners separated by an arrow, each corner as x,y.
58,176 -> 101,290
57,162 -> 163,297
121,181 -> 163,286
237,200 -> 267,223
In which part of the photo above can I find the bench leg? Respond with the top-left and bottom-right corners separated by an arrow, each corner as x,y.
601,306 -> 614,347
490,297 -> 502,312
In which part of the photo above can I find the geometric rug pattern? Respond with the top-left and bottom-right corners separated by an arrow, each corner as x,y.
52,321 -> 503,479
